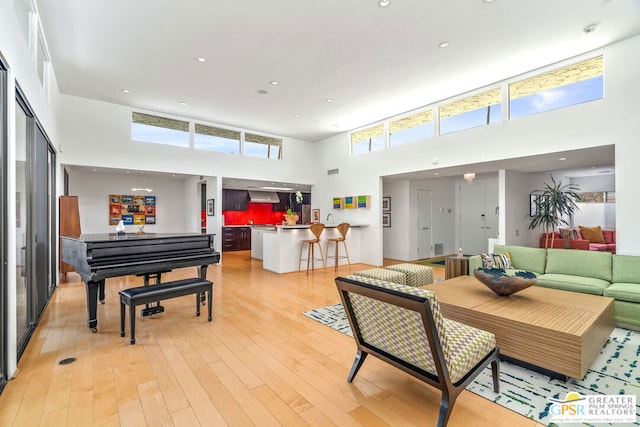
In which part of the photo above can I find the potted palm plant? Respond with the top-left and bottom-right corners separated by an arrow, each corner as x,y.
528,175 -> 582,248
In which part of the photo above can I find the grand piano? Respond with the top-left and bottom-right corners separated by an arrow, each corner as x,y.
61,233 -> 220,332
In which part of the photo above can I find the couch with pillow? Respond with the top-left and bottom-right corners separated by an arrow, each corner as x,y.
540,226 -> 615,253
470,245 -> 639,329
578,225 -> 616,253
539,232 -> 589,250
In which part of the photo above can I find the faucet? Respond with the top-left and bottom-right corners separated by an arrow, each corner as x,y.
326,213 -> 334,224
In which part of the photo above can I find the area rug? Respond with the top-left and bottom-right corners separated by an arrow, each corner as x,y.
416,257 -> 447,267
302,303 -> 640,427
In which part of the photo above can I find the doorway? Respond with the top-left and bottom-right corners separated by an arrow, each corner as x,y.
459,176 -> 498,255
417,189 -> 433,259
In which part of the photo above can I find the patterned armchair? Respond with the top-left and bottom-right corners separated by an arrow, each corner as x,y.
335,275 -> 500,427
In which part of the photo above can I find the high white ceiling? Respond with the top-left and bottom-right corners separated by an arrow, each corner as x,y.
36,0 -> 640,143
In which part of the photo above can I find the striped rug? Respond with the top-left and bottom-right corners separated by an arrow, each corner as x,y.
302,303 -> 640,427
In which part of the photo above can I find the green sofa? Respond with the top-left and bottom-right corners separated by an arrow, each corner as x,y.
469,245 -> 640,329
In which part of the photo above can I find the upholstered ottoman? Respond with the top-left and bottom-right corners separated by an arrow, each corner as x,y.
352,268 -> 406,285
386,263 -> 434,287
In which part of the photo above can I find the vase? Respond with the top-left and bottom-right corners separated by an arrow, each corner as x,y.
284,213 -> 299,225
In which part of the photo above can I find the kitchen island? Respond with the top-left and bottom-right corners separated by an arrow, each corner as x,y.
262,224 -> 367,274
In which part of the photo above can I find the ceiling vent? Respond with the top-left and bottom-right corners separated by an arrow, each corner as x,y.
327,168 -> 339,175
248,190 -> 280,203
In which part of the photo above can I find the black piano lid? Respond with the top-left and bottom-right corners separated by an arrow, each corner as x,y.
65,232 -> 210,242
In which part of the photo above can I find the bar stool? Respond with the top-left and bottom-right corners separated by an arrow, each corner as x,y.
326,223 -> 351,271
299,223 -> 326,274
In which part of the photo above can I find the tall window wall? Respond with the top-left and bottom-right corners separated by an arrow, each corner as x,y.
15,90 -> 55,360
0,57 -> 8,393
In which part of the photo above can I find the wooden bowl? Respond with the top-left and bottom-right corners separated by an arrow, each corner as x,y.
473,268 -> 537,296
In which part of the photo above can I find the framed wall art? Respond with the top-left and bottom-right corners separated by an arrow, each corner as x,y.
382,196 -> 391,212
382,212 -> 391,228
207,199 -> 215,216
109,194 -> 156,225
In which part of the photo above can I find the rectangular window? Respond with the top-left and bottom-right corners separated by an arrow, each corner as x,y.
194,124 -> 240,154
244,133 -> 282,159
440,88 -> 502,135
131,112 -> 189,147
36,30 -> 49,88
509,56 -> 603,119
350,124 -> 385,155
389,110 -> 433,146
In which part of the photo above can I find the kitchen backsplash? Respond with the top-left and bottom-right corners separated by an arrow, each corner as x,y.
223,202 -> 291,225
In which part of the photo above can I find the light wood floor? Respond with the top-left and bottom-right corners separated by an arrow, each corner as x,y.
0,252 -> 544,426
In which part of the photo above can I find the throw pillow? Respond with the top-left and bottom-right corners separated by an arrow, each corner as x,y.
480,253 -> 494,268
559,228 -> 579,240
491,252 -> 511,269
578,225 -> 605,243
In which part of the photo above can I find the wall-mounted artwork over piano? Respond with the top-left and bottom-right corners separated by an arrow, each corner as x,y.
109,194 -> 156,225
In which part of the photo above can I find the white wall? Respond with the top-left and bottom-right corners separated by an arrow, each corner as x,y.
382,180 -> 410,260
67,170 -> 197,234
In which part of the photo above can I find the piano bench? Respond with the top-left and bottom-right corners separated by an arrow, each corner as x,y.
119,278 -> 213,344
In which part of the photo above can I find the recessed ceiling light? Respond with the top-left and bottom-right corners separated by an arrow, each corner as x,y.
179,101 -> 188,106
270,81 -> 279,85
379,0 -> 390,7
326,98 -> 333,103
293,114 -> 300,118
583,24 -> 598,34
559,157 -> 567,161
332,123 -> 339,128
434,172 -> 440,176
257,89 -> 269,95
483,0 -> 494,3
439,41 -> 449,48
122,89 -> 130,93
197,57 -> 207,62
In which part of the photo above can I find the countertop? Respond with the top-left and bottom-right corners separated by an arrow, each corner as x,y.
266,224 -> 368,231
224,224 -> 368,230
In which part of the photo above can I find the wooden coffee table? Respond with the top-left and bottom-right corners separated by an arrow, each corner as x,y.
428,275 -> 615,379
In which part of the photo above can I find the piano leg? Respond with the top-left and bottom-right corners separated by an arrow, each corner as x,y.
86,281 -> 100,332
99,279 -> 106,304
198,265 -> 208,304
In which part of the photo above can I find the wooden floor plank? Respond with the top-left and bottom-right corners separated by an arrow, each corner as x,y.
0,251 -> 538,426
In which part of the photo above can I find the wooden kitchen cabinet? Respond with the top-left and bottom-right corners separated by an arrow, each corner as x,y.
222,189 -> 249,211
222,226 -> 251,251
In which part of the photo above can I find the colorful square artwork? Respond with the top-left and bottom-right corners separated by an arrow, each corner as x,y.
344,196 -> 355,209
108,194 -> 158,226
357,195 -> 370,208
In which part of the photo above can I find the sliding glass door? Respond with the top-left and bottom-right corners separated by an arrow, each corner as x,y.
0,56 -> 8,393
15,90 -> 55,359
